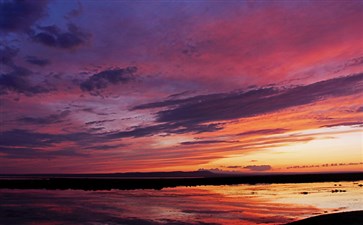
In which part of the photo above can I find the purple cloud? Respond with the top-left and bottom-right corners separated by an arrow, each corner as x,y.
133,73 -> 363,126
80,67 -> 137,94
25,56 -> 50,66
0,0 -> 48,32
31,24 -> 90,49
244,165 -> 272,171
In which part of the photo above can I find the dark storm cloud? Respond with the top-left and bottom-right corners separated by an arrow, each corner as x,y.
84,144 -> 126,151
225,166 -> 242,169
243,165 -> 272,171
25,56 -> 50,66
2,121 -> 223,158
180,140 -> 234,145
19,110 -> 70,125
357,106 -> 363,112
0,0 -> 48,32
237,128 -> 289,136
0,129 -> 101,148
321,121 -> 363,128
0,128 -> 130,159
132,92 -> 251,110
65,0 -> 83,19
168,90 -> 193,99
0,146 -> 87,159
80,67 -> 137,93
85,119 -> 115,126
0,46 -> 18,66
0,66 -> 50,96
107,122 -> 223,139
78,107 -> 116,116
88,127 -> 105,132
0,129 -> 65,147
31,23 -> 90,49
349,56 -> 363,66
0,46 -> 51,95
286,162 -> 363,170
133,73 -> 362,125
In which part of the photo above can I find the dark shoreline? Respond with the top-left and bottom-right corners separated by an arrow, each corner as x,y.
0,172 -> 362,191
285,210 -> 363,225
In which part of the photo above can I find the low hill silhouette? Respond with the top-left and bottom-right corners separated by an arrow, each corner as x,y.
0,172 -> 362,191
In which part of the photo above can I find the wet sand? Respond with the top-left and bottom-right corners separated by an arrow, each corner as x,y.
285,211 -> 363,225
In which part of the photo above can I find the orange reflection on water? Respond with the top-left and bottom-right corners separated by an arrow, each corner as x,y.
0,181 -> 362,225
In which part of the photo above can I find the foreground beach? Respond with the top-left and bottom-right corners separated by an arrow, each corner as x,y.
285,211 -> 363,225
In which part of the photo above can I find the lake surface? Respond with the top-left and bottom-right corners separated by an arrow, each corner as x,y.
0,181 -> 362,225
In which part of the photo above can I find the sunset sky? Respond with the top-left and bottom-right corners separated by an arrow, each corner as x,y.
0,0 -> 362,174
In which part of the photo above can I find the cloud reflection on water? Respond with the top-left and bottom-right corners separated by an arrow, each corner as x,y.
0,181 -> 362,225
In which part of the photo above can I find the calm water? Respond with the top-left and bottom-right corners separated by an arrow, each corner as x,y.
0,181 -> 362,225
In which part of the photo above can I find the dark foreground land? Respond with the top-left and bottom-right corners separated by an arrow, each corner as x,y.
285,210 -> 363,225
0,172 -> 362,190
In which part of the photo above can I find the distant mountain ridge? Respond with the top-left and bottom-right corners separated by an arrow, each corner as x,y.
1,172 -> 362,191
110,170 -> 218,178
1,170 -> 362,179
0,170 -> 219,178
